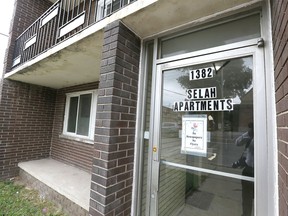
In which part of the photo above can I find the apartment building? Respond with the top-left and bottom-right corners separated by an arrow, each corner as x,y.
0,0 -> 287,215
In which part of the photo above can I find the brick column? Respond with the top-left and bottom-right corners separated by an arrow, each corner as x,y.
89,21 -> 140,216
272,0 -> 288,215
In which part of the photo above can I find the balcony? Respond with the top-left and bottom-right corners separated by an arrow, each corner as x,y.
11,0 -> 137,69
5,0 -> 257,89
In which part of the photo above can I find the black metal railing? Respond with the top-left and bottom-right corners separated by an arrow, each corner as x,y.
11,0 -> 136,69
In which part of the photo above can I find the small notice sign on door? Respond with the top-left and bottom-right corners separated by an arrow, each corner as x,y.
181,115 -> 207,157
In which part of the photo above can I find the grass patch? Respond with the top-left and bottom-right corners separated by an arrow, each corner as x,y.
0,181 -> 66,216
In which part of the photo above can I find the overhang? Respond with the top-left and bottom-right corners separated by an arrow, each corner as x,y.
5,0 -> 261,89
123,0 -> 262,38
6,31 -> 103,89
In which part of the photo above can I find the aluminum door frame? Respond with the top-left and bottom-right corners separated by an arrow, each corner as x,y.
147,43 -> 267,216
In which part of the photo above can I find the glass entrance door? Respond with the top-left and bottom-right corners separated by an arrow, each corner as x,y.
148,47 -> 266,216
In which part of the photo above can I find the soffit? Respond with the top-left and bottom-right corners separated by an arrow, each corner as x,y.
122,0 -> 259,38
48,0 -> 58,3
8,30 -> 103,89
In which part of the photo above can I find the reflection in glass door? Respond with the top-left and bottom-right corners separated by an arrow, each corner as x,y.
154,55 -> 255,216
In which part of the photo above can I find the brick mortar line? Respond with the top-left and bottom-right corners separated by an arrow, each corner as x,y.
278,139 -> 288,145
90,180 -> 133,194
276,110 -> 288,116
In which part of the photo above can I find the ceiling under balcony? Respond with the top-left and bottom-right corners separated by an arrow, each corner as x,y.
7,31 -> 104,89
124,0 -> 260,38
6,0 -> 260,89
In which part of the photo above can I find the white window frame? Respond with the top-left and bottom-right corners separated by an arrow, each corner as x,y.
97,0 -> 130,21
63,90 -> 98,141
96,0 -> 112,21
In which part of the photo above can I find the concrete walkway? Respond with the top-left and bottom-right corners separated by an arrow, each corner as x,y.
18,158 -> 91,211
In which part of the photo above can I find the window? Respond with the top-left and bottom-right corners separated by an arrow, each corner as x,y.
96,0 -> 135,21
63,90 -> 97,140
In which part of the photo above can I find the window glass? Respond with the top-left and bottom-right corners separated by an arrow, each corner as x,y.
112,0 -> 120,11
161,56 -> 253,175
161,14 -> 260,58
77,94 -> 92,136
64,91 -> 96,140
67,96 -> 78,133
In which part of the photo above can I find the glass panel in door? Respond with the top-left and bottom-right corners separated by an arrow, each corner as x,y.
158,56 -> 254,216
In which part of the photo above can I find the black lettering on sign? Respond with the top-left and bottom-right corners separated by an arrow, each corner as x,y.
187,89 -> 192,99
186,87 -> 217,100
189,67 -> 214,81
227,99 -> 233,110
173,99 -> 233,112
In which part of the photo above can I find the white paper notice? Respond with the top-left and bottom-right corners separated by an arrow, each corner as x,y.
181,115 -> 207,157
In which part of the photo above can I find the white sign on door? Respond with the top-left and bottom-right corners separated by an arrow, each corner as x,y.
181,115 -> 207,157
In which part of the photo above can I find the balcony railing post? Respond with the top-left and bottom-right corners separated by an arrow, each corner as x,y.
61,0 -> 67,27
93,0 -> 98,23
87,0 -> 92,26
57,0 -> 63,41
82,0 -> 87,14
71,0 -> 76,19
66,0 -> 71,24
76,0 -> 81,15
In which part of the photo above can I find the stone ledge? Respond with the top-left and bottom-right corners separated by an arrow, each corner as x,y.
18,158 -> 91,213
19,170 -> 89,216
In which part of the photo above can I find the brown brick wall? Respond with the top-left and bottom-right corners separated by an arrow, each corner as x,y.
50,82 -> 99,173
0,79 -> 56,180
271,0 -> 288,215
3,0 -> 53,73
89,20 -> 140,216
